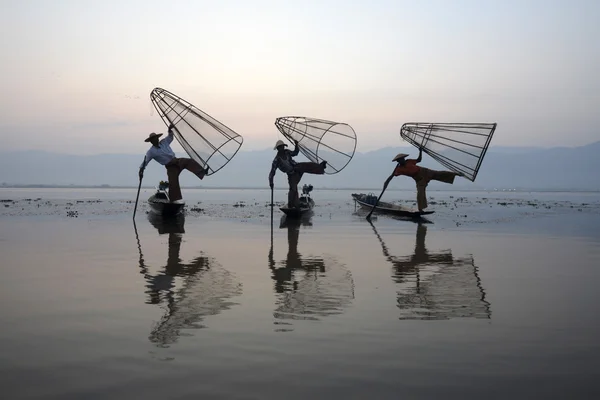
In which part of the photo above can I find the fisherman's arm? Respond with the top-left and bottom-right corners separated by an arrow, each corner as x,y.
139,151 -> 153,177
291,140 -> 299,156
164,124 -> 175,145
139,155 -> 148,178
384,172 -> 395,188
415,148 -> 423,163
391,163 -> 406,177
140,152 -> 151,169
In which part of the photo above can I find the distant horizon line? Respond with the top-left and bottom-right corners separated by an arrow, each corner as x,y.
1,184 -> 599,193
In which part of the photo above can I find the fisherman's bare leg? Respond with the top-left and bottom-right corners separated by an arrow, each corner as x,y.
287,172 -> 302,208
166,164 -> 183,202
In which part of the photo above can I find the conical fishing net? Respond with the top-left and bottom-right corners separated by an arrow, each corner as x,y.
400,122 -> 496,181
275,116 -> 357,175
150,88 -> 244,176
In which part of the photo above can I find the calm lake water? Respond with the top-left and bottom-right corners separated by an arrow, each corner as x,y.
1,188 -> 600,399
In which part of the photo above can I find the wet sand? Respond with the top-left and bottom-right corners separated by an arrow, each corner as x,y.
1,188 -> 600,399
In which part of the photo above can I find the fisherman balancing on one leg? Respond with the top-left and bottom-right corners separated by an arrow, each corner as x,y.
268,140 -> 327,208
139,124 -> 210,203
383,147 -> 460,212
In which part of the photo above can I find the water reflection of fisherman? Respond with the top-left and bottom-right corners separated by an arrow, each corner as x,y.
143,214 -> 210,305
268,216 -> 354,325
377,223 -> 453,282
135,214 -> 242,347
369,222 -> 490,319
269,216 -> 319,293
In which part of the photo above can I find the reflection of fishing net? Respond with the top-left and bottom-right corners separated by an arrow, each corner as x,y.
150,88 -> 244,176
275,116 -> 357,175
149,263 -> 243,347
273,256 -> 355,321
371,223 -> 491,321
400,122 -> 496,181
395,255 -> 491,320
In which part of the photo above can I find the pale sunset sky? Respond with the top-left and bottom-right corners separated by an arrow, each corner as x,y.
0,0 -> 598,154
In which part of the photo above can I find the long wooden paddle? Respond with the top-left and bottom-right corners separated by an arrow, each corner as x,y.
133,156 -> 146,219
270,185 -> 275,212
366,175 -> 393,221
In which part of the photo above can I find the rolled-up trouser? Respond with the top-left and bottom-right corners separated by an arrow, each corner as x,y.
286,162 -> 325,208
166,158 -> 206,202
414,167 -> 456,210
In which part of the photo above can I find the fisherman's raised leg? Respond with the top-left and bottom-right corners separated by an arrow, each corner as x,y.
431,170 -> 457,184
294,161 -> 326,175
179,158 -> 208,180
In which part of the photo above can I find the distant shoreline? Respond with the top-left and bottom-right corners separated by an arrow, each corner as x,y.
0,185 -> 598,193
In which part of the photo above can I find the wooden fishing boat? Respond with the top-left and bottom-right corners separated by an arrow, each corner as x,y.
280,184 -> 315,218
352,193 -> 434,218
148,181 -> 185,217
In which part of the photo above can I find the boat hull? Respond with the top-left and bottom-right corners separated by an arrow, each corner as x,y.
148,197 -> 184,217
280,195 -> 314,218
352,193 -> 434,218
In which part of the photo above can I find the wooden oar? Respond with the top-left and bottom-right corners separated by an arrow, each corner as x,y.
366,174 -> 393,221
133,156 -> 146,219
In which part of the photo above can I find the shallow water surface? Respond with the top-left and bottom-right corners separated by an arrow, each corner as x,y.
1,189 -> 600,399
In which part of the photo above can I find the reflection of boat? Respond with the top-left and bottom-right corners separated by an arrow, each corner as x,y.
268,215 -> 354,330
134,213 -> 242,348
279,213 -> 313,229
369,222 -> 491,320
280,184 -> 315,218
148,181 -> 185,217
147,212 -> 185,234
352,193 -> 434,219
